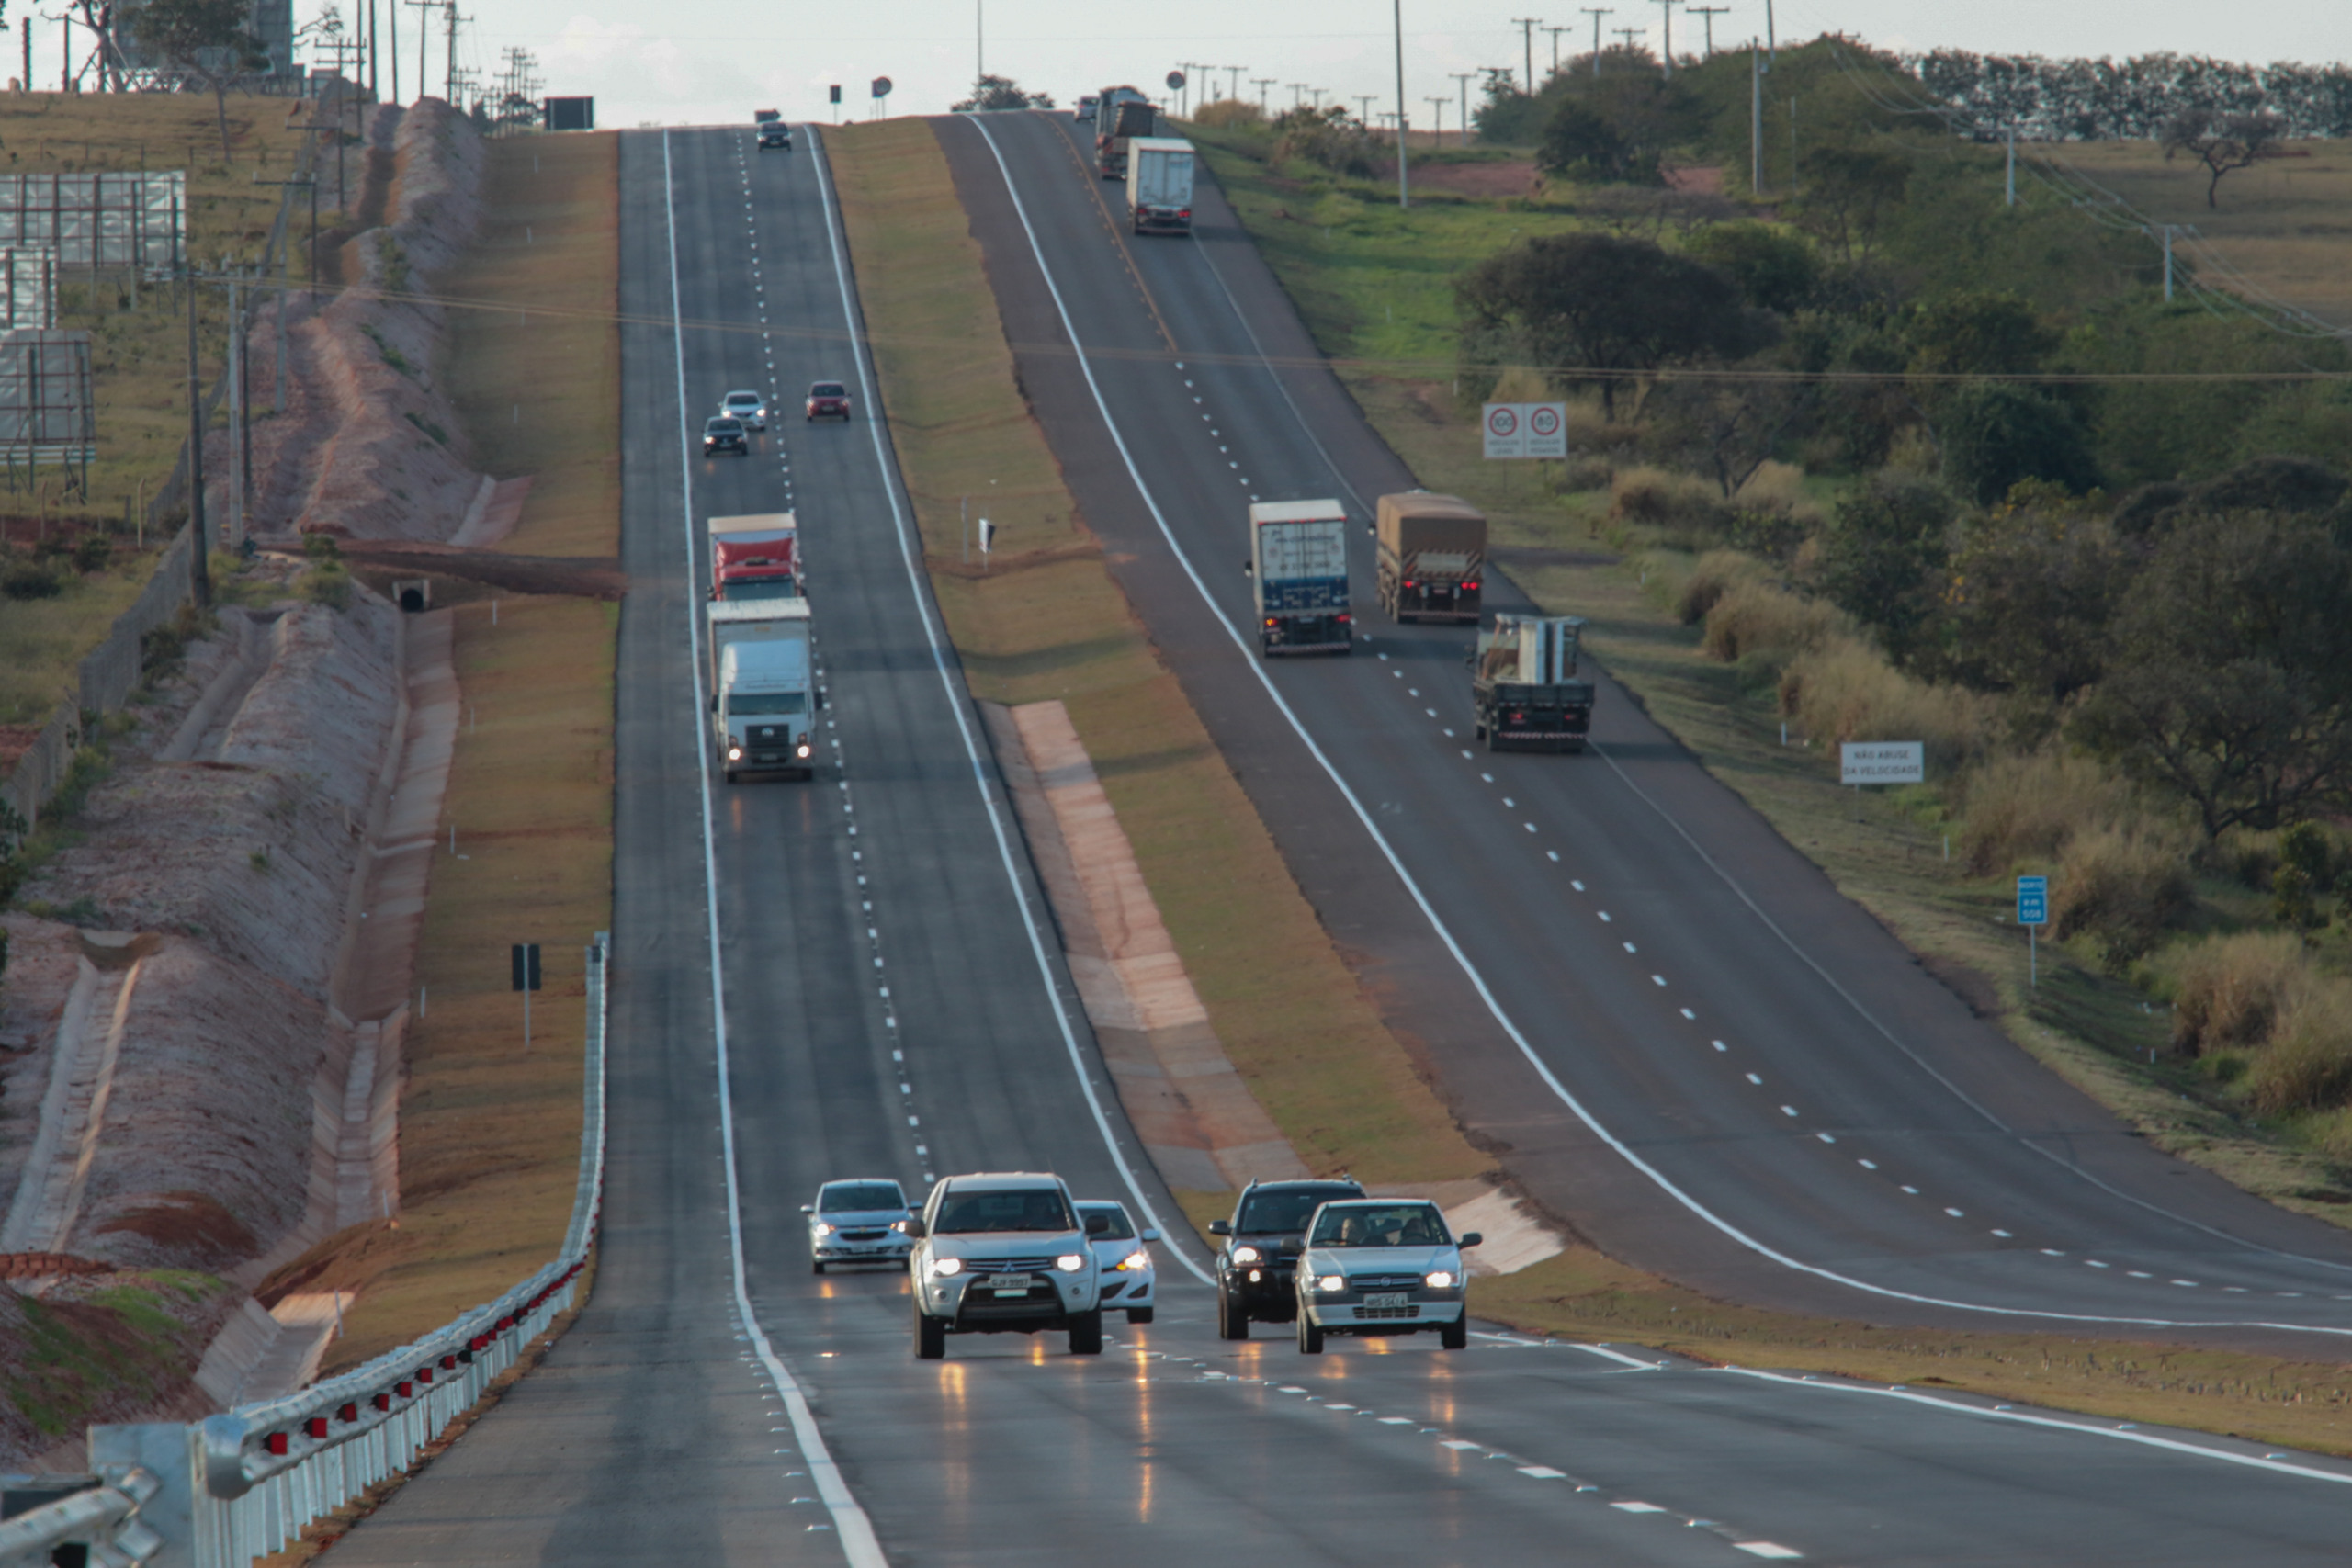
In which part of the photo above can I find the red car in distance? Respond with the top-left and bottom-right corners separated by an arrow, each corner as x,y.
806,380 -> 852,421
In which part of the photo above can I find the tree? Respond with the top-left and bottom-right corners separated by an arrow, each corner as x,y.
1454,232 -> 1765,419
953,74 -> 1053,112
1792,143 -> 1913,264
1928,491 -> 2131,700
2161,107 -> 2287,208
1534,73 -> 1695,186
1683,222 -> 1820,314
2074,513 -> 2352,837
127,0 -> 269,161
1939,381 -> 2100,504
1903,290 -> 2054,380
1811,476 -> 1955,666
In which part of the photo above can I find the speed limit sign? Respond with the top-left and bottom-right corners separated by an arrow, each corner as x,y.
1525,401 -> 1566,457
1482,402 -> 1523,458
1484,400 -> 1566,458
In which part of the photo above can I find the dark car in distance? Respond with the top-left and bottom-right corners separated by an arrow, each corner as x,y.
704,415 -> 749,456
759,122 -> 792,150
806,380 -> 852,421
1210,1177 -> 1367,1337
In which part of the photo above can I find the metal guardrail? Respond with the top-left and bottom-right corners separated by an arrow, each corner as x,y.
5,931 -> 609,1568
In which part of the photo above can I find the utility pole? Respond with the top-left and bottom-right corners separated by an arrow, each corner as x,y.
1511,17 -> 1541,93
1580,7 -> 1611,73
1451,72 -> 1476,147
1261,79 -> 1282,113
1614,25 -> 1642,49
975,0 -> 982,82
1750,44 -> 1764,193
1544,25 -> 1567,73
185,266 -> 210,606
2006,123 -> 2017,206
1765,0 -> 1774,63
1227,64 -> 1244,101
441,0 -> 462,104
1654,0 -> 1675,77
1352,92 -> 1374,123
389,0 -> 398,103
404,0 -> 432,100
1287,82 -> 1308,107
1688,4 -> 1726,55
227,271 -> 243,550
1393,0 -> 1409,209
2150,222 -> 2189,300
1427,96 -> 1448,147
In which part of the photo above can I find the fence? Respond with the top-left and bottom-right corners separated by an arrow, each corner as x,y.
0,247 -> 57,330
0,931 -> 610,1568
0,172 -> 186,272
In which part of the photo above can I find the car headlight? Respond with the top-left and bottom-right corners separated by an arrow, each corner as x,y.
812,1222 -> 834,1236
1229,1246 -> 1261,1266
1423,1270 -> 1457,1290
796,742 -> 811,758
1315,1275 -> 1346,1292
727,746 -> 742,761
929,1257 -> 963,1277
889,1220 -> 908,1233
1054,1254 -> 1087,1273
1116,1249 -> 1150,1271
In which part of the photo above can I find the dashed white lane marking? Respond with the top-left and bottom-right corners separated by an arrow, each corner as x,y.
1901,1185 -> 1919,1195
1736,1545 -> 1804,1561
1992,1229 -> 2012,1237
1598,910 -> 1612,922
1679,1008 -> 1695,1019
1652,975 -> 1667,987
1944,1208 -> 1964,1218
1518,1466 -> 1568,1479
2086,1259 -> 2110,1269
1441,1438 -> 1482,1450
2129,1270 -> 2152,1279
1611,1501 -> 1666,1513
1570,879 -> 1585,890
1781,1105 -> 1799,1117
1713,1041 -> 1730,1053
1746,1073 -> 1763,1086
1546,850 -> 1559,861
1379,1416 -> 1414,1425
1622,941 -> 1636,953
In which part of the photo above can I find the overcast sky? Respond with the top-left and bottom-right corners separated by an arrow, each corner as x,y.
327,0 -> 2348,131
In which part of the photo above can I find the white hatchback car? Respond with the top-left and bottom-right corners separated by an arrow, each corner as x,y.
1294,1199 -> 1480,1352
1077,1200 -> 1159,1324
803,1178 -> 915,1273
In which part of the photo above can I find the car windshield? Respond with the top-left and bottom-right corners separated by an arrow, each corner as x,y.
725,579 -> 797,601
1079,1205 -> 1135,1240
1310,1203 -> 1448,1248
1235,1186 -> 1362,1235
819,1182 -> 903,1213
933,1187 -> 1074,1235
810,383 -> 845,398
707,419 -> 742,433
727,692 -> 804,716
726,394 -> 761,409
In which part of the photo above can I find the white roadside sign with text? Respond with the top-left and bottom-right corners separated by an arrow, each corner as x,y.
1483,401 -> 1567,459
1840,740 -> 1925,785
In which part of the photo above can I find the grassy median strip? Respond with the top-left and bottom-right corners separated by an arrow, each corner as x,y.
270,131 -> 620,1371
827,118 -> 1486,1209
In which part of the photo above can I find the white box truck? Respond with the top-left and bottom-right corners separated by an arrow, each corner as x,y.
709,598 -> 818,782
1472,613 -> 1593,752
1125,138 -> 1195,234
1248,500 -> 1351,657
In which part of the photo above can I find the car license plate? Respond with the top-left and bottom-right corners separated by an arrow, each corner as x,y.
1362,1292 -> 1408,1309
979,1274 -> 1033,1292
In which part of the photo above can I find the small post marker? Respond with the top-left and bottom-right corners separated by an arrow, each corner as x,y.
512,942 -> 542,1047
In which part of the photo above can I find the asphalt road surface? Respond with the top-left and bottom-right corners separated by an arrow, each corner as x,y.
318,124 -> 2352,1567
932,110 -> 2352,1354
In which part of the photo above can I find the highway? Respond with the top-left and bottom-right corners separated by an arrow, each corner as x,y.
934,109 -> 2352,1349
315,122 -> 2352,1567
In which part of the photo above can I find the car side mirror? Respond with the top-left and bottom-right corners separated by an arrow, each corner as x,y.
1459,1232 -> 1483,1248
902,1217 -> 926,1239
799,1204 -> 813,1213
1084,1213 -> 1112,1236
1140,1228 -> 1159,1244
1207,1219 -> 1230,1236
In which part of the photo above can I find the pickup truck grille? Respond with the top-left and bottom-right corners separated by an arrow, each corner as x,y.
964,1256 -> 1057,1274
1353,1304 -> 1421,1320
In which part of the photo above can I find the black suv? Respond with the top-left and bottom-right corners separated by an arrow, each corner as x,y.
1210,1178 -> 1366,1337
704,415 -> 749,457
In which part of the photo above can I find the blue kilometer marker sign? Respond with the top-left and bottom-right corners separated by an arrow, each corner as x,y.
2016,874 -> 2049,926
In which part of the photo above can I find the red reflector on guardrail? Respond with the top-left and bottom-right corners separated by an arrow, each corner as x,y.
395,1382 -> 413,1398
266,1433 -> 288,1456
338,1404 -> 358,1423
373,1393 -> 391,1412
306,1418 -> 329,1438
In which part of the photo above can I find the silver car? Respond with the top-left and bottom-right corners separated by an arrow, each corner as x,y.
1294,1198 -> 1481,1352
908,1172 -> 1104,1359
803,1178 -> 915,1273
1077,1200 -> 1159,1324
722,389 -> 767,431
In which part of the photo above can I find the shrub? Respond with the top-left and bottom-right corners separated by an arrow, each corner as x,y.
2169,931 -> 2310,1055
1677,549 -> 1767,625
0,551 -> 61,599
1700,577 -> 1848,662
1939,382 -> 2100,505
2051,823 -> 2194,967
1611,466 -> 1728,533
304,560 -> 350,610
1191,99 -> 1265,130
1777,641 -> 1990,771
1954,750 -> 2126,874
70,533 -> 112,573
2246,982 -> 2352,1114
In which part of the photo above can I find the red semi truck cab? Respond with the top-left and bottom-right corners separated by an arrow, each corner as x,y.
709,512 -> 799,601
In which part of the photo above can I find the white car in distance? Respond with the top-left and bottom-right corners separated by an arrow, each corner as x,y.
721,389 -> 767,431
1077,1200 -> 1158,1324
803,1178 -> 915,1273
909,1173 -> 1105,1359
1294,1199 -> 1480,1353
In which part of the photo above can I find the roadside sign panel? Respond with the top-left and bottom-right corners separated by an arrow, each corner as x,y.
1524,401 -> 1566,457
872,76 -> 893,99
1482,402 -> 1522,458
1167,70 -> 1186,90
1483,400 -> 1566,458
2017,875 -> 2048,926
1839,740 -> 1924,785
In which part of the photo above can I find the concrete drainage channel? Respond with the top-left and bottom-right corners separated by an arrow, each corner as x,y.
0,932 -> 609,1568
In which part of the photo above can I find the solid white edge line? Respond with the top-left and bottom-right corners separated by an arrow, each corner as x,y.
664,129 -> 888,1566
803,124 -> 1212,1288
1714,1365 -> 2352,1486
958,113 -> 2352,1343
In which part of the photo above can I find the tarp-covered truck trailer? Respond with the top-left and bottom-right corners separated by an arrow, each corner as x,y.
1376,491 -> 1485,624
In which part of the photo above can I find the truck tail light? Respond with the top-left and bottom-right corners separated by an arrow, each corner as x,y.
1264,617 -> 1278,627
1464,581 -> 1479,592
1179,209 -> 1191,220
1402,580 -> 1417,589
1337,614 -> 1352,624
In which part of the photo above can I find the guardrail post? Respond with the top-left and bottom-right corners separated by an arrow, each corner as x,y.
88,1425 -> 198,1568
